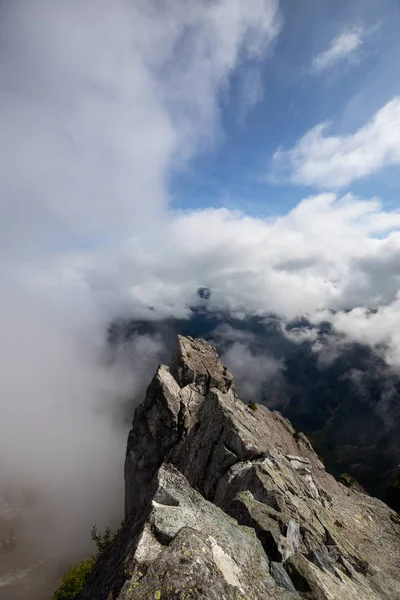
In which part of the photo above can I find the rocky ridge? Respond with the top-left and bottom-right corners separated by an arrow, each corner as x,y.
78,336 -> 400,600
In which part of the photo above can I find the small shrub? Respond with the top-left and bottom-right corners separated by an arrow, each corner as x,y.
247,402 -> 258,412
339,473 -> 357,488
53,525 -> 117,600
91,525 -> 115,554
389,474 -> 400,488
386,473 -> 400,512
334,519 -> 344,528
52,557 -> 95,600
390,513 -> 400,525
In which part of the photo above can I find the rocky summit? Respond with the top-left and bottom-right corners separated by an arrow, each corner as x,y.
78,336 -> 400,600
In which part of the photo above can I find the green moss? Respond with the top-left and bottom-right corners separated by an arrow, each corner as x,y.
338,473 -> 357,488
334,519 -> 344,528
247,402 -> 258,411
390,513 -> 400,525
52,558 -> 96,600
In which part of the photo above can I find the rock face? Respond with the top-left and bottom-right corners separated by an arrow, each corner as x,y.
0,498 -> 18,554
79,335 -> 400,600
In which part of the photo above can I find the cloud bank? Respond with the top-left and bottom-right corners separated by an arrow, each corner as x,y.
66,192 -> 400,369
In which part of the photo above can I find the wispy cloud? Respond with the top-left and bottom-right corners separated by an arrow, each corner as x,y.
236,67 -> 265,122
312,27 -> 364,73
273,97 -> 400,188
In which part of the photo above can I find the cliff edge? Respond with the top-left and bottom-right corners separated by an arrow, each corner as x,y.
78,335 -> 400,600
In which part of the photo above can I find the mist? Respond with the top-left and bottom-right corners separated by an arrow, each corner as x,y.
221,342 -> 286,406
0,272 -> 167,600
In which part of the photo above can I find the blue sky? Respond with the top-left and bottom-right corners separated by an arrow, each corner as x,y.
171,0 -> 400,216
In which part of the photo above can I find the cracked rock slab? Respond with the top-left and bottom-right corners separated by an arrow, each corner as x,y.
79,465 -> 296,600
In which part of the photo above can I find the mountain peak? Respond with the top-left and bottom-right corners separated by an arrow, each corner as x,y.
79,336 -> 400,600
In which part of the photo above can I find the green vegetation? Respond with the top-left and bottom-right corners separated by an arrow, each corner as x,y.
338,473 -> 357,488
90,525 -> 115,553
52,557 -> 96,600
247,402 -> 258,411
387,474 -> 400,513
389,474 -> 400,488
390,513 -> 400,525
52,525 -> 117,600
334,519 -> 344,528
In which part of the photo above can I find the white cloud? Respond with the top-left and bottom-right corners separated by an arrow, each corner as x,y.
52,193 -> 400,369
273,97 -> 400,188
309,300 -> 400,369
0,0 -> 280,254
236,66 -> 265,122
312,27 -> 364,73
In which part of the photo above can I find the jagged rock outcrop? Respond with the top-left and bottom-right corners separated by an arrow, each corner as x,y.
79,336 -> 400,600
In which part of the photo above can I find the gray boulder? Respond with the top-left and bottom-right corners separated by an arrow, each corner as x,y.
79,464 -> 297,600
